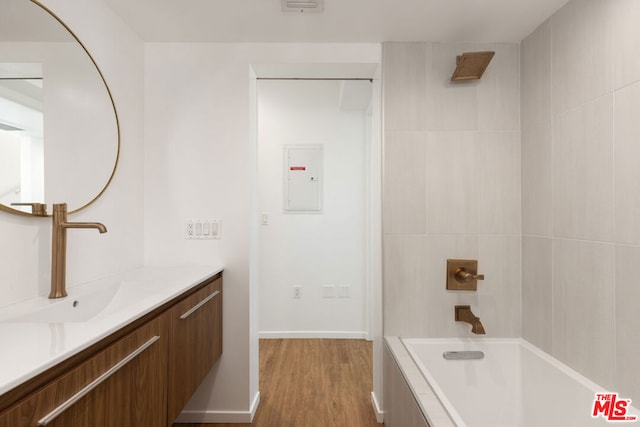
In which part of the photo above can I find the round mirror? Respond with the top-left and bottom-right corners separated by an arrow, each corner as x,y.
0,0 -> 119,216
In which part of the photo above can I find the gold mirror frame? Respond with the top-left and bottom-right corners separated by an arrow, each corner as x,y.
0,0 -> 120,217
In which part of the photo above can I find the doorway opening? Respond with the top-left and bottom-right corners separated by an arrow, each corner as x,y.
257,78 -> 371,338
249,63 -> 383,422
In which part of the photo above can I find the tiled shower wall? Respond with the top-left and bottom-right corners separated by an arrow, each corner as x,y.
382,42 -> 521,338
522,0 -> 640,403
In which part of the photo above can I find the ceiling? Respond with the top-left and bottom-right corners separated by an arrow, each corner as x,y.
102,0 -> 570,43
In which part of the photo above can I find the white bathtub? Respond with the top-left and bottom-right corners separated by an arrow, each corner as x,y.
398,338 -> 639,427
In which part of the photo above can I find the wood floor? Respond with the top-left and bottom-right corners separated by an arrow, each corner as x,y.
173,339 -> 382,427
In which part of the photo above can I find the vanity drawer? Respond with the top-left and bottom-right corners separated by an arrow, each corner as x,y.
0,316 -> 168,427
167,276 -> 222,424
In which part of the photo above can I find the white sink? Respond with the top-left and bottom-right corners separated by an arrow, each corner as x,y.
0,266 -> 219,324
0,280 -> 128,323
0,265 -> 223,398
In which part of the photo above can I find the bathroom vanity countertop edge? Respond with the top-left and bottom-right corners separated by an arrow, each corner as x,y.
0,264 -> 224,397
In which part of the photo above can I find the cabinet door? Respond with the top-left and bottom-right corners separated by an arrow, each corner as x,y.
167,277 -> 222,424
0,316 -> 168,427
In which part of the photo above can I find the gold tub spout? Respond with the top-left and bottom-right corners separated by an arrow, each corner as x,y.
50,203 -> 107,299
455,305 -> 486,335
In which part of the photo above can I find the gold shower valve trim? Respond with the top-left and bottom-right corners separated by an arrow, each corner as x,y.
446,259 -> 485,291
455,268 -> 484,283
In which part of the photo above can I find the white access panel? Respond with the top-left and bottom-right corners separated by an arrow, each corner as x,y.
284,145 -> 323,212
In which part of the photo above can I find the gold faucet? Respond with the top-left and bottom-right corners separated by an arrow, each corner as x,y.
10,202 -> 48,216
455,305 -> 486,335
50,203 -> 107,299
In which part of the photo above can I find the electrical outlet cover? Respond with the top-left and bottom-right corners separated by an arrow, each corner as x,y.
185,219 -> 195,239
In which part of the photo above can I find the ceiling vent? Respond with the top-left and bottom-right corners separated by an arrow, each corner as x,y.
281,0 -> 324,13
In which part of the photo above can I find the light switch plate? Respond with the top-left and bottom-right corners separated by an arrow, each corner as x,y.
210,218 -> 220,239
185,218 -> 220,239
337,285 -> 350,298
323,285 -> 335,298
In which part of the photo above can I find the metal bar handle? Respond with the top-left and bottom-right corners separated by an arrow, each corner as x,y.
37,335 -> 160,426
179,290 -> 220,320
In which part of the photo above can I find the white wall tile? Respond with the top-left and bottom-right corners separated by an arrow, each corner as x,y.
383,40 -> 522,343
522,236 -> 553,353
383,42 -> 427,131
479,132 -> 521,234
552,238 -> 615,389
612,0 -> 640,89
425,234 -> 479,337
553,95 -> 614,242
426,43 -> 478,131
383,235 -> 428,337
615,244 -> 640,403
519,0 -> 640,401
383,131 -> 427,235
477,235 -> 521,338
426,132 -> 478,234
614,82 -> 640,245
522,122 -> 552,237
477,43 -> 520,131
551,0 -> 613,114
521,19 -> 552,130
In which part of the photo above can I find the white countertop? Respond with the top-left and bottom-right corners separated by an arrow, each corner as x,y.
0,264 -> 223,396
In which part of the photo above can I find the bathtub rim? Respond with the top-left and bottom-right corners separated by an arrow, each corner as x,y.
398,336 -> 639,426
384,336 -> 456,427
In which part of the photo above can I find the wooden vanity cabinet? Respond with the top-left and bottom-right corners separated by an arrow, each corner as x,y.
167,276 -> 222,424
0,316 -> 168,427
0,273 -> 223,427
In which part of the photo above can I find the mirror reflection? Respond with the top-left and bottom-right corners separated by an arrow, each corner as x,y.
0,63 -> 44,208
0,0 -> 119,216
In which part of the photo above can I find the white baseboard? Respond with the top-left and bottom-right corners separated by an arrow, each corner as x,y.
371,391 -> 384,424
174,391 -> 261,423
259,331 -> 368,339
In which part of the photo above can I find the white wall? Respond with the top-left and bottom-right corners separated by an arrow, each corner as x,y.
382,42 -> 521,339
521,0 -> 640,403
258,79 -> 368,338
143,43 -> 380,422
0,0 -> 144,306
0,132 -> 20,204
